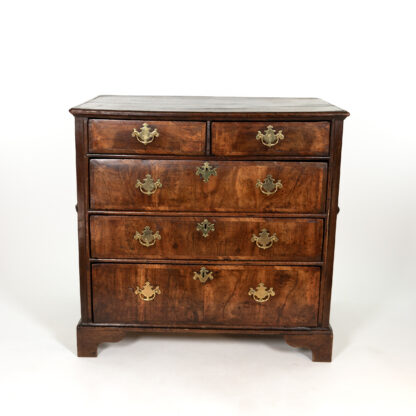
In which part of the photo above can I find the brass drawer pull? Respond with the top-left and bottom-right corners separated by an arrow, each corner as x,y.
196,219 -> 215,237
135,174 -> 162,195
134,281 -> 161,301
131,123 -> 159,145
256,174 -> 283,196
196,162 -> 217,182
251,229 -> 278,249
256,125 -> 284,147
248,283 -> 275,303
134,226 -> 161,247
193,267 -> 214,283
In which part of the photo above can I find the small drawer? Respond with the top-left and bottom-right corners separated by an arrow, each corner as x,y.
90,159 -> 327,213
92,263 -> 320,327
90,215 -> 324,261
212,121 -> 330,156
89,119 -> 206,155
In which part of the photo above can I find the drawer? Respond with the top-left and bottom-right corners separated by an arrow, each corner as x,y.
90,160 -> 327,213
92,263 -> 320,327
211,121 -> 330,156
90,215 -> 323,261
89,119 -> 206,155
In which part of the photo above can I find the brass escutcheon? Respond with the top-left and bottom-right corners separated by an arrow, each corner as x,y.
135,174 -> 162,195
134,226 -> 161,247
196,219 -> 215,237
196,162 -> 217,182
134,281 -> 161,302
251,229 -> 278,250
193,267 -> 214,283
256,174 -> 283,196
131,123 -> 159,145
256,125 -> 284,147
248,283 -> 275,303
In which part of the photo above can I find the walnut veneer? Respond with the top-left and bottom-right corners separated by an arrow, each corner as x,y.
70,95 -> 348,361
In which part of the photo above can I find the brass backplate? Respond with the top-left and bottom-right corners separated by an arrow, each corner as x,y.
196,162 -> 217,182
256,174 -> 283,196
135,174 -> 162,195
134,281 -> 161,301
131,123 -> 159,145
251,229 -> 278,250
196,219 -> 215,237
134,226 -> 161,247
256,125 -> 284,147
193,267 -> 214,283
248,283 -> 275,303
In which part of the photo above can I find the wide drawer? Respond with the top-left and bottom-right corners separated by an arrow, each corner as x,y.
212,121 -> 330,156
90,160 -> 327,213
89,119 -> 206,155
92,263 -> 320,327
90,215 -> 323,261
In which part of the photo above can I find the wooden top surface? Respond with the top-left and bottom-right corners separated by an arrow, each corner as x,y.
70,95 -> 349,117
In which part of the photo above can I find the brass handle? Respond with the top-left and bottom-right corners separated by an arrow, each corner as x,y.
251,229 -> 278,250
131,123 -> 159,145
135,174 -> 162,195
256,125 -> 284,147
134,226 -> 161,247
134,281 -> 161,301
193,267 -> 214,283
256,174 -> 283,196
196,219 -> 215,237
248,283 -> 275,303
196,162 -> 217,182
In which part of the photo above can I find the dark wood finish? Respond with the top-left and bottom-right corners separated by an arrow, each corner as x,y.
71,95 -> 348,361
77,323 -> 332,361
284,331 -> 333,362
70,96 -> 349,118
319,119 -> 344,326
90,159 -> 327,213
90,215 -> 324,261
77,323 -> 125,357
92,264 -> 320,327
89,119 -> 206,155
74,117 -> 92,322
89,210 -> 327,218
212,121 -> 329,156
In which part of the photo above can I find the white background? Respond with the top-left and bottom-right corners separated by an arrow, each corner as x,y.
1,0 -> 415,415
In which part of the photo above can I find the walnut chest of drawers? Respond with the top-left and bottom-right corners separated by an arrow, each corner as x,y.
70,95 -> 349,361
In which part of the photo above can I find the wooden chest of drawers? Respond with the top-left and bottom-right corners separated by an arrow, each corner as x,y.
70,96 -> 349,361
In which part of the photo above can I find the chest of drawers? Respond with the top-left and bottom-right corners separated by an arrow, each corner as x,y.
70,96 -> 349,361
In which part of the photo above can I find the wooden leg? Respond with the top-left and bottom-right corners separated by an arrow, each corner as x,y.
284,331 -> 333,362
77,324 -> 126,357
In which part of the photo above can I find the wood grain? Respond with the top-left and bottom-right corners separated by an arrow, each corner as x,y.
71,95 -> 348,361
89,159 -> 328,213
212,121 -> 329,156
92,264 -> 320,327
319,119 -> 344,327
75,117 -> 92,321
70,95 -> 348,116
89,119 -> 206,155
90,215 -> 324,261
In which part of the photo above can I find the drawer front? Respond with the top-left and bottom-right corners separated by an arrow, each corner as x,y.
212,121 -> 330,156
89,119 -> 206,155
92,264 -> 320,327
90,215 -> 323,261
90,159 -> 327,213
